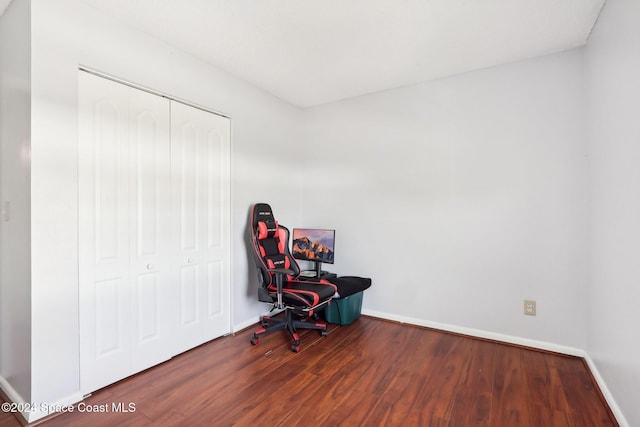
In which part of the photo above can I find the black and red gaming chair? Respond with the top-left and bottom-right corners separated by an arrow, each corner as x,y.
249,203 -> 337,352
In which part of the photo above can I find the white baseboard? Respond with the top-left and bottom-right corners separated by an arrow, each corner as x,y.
0,375 -> 27,423
233,316 -> 261,334
583,353 -> 629,427
0,375 -> 83,423
362,308 -> 628,426
362,308 -> 584,356
234,309 -> 290,334
26,392 -> 85,423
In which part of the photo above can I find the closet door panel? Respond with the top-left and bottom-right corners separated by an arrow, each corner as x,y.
207,261 -> 224,317
79,72 -> 132,393
171,102 -> 231,351
178,122 -> 199,252
128,88 -> 174,372
136,273 -> 160,340
172,115 -> 202,347
200,114 -> 231,334
94,278 -> 127,355
204,128 -> 223,250
180,265 -> 199,325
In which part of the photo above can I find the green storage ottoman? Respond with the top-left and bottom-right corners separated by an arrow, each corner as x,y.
324,291 -> 364,326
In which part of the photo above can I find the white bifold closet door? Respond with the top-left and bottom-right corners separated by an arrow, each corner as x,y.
170,101 -> 231,351
78,71 -> 231,394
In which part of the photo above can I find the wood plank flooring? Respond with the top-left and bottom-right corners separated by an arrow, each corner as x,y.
0,316 -> 617,426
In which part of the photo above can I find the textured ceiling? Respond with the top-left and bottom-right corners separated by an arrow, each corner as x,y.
5,0 -> 606,107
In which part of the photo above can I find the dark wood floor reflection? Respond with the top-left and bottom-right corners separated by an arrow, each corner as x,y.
1,316 -> 617,426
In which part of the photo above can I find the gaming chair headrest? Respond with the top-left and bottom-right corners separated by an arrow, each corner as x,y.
252,203 -> 279,240
252,203 -> 274,226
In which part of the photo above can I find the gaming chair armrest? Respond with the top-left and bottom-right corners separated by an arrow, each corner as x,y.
266,268 -> 295,276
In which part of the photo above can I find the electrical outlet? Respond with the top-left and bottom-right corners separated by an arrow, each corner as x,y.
524,300 -> 536,316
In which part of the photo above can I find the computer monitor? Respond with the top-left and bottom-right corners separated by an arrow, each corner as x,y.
292,228 -> 335,277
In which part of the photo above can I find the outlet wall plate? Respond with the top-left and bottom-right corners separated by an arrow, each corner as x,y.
524,300 -> 536,316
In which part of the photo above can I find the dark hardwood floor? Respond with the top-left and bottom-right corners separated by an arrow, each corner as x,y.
1,316 -> 617,426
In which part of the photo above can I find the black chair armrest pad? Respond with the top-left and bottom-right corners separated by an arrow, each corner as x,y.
267,268 -> 295,275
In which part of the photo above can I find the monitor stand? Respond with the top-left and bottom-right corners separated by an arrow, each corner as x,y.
313,260 -> 324,278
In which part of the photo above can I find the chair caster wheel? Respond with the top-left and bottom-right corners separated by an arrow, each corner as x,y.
250,335 -> 259,345
321,330 -> 328,337
291,344 -> 300,353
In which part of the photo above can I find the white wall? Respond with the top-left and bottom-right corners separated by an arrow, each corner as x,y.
27,0 -> 304,416
585,1 -> 640,425
0,0 -> 32,404
304,50 -> 589,350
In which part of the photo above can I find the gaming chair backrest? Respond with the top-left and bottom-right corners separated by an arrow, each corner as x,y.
250,203 -> 300,287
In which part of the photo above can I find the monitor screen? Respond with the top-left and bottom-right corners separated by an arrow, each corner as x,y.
292,228 -> 335,264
